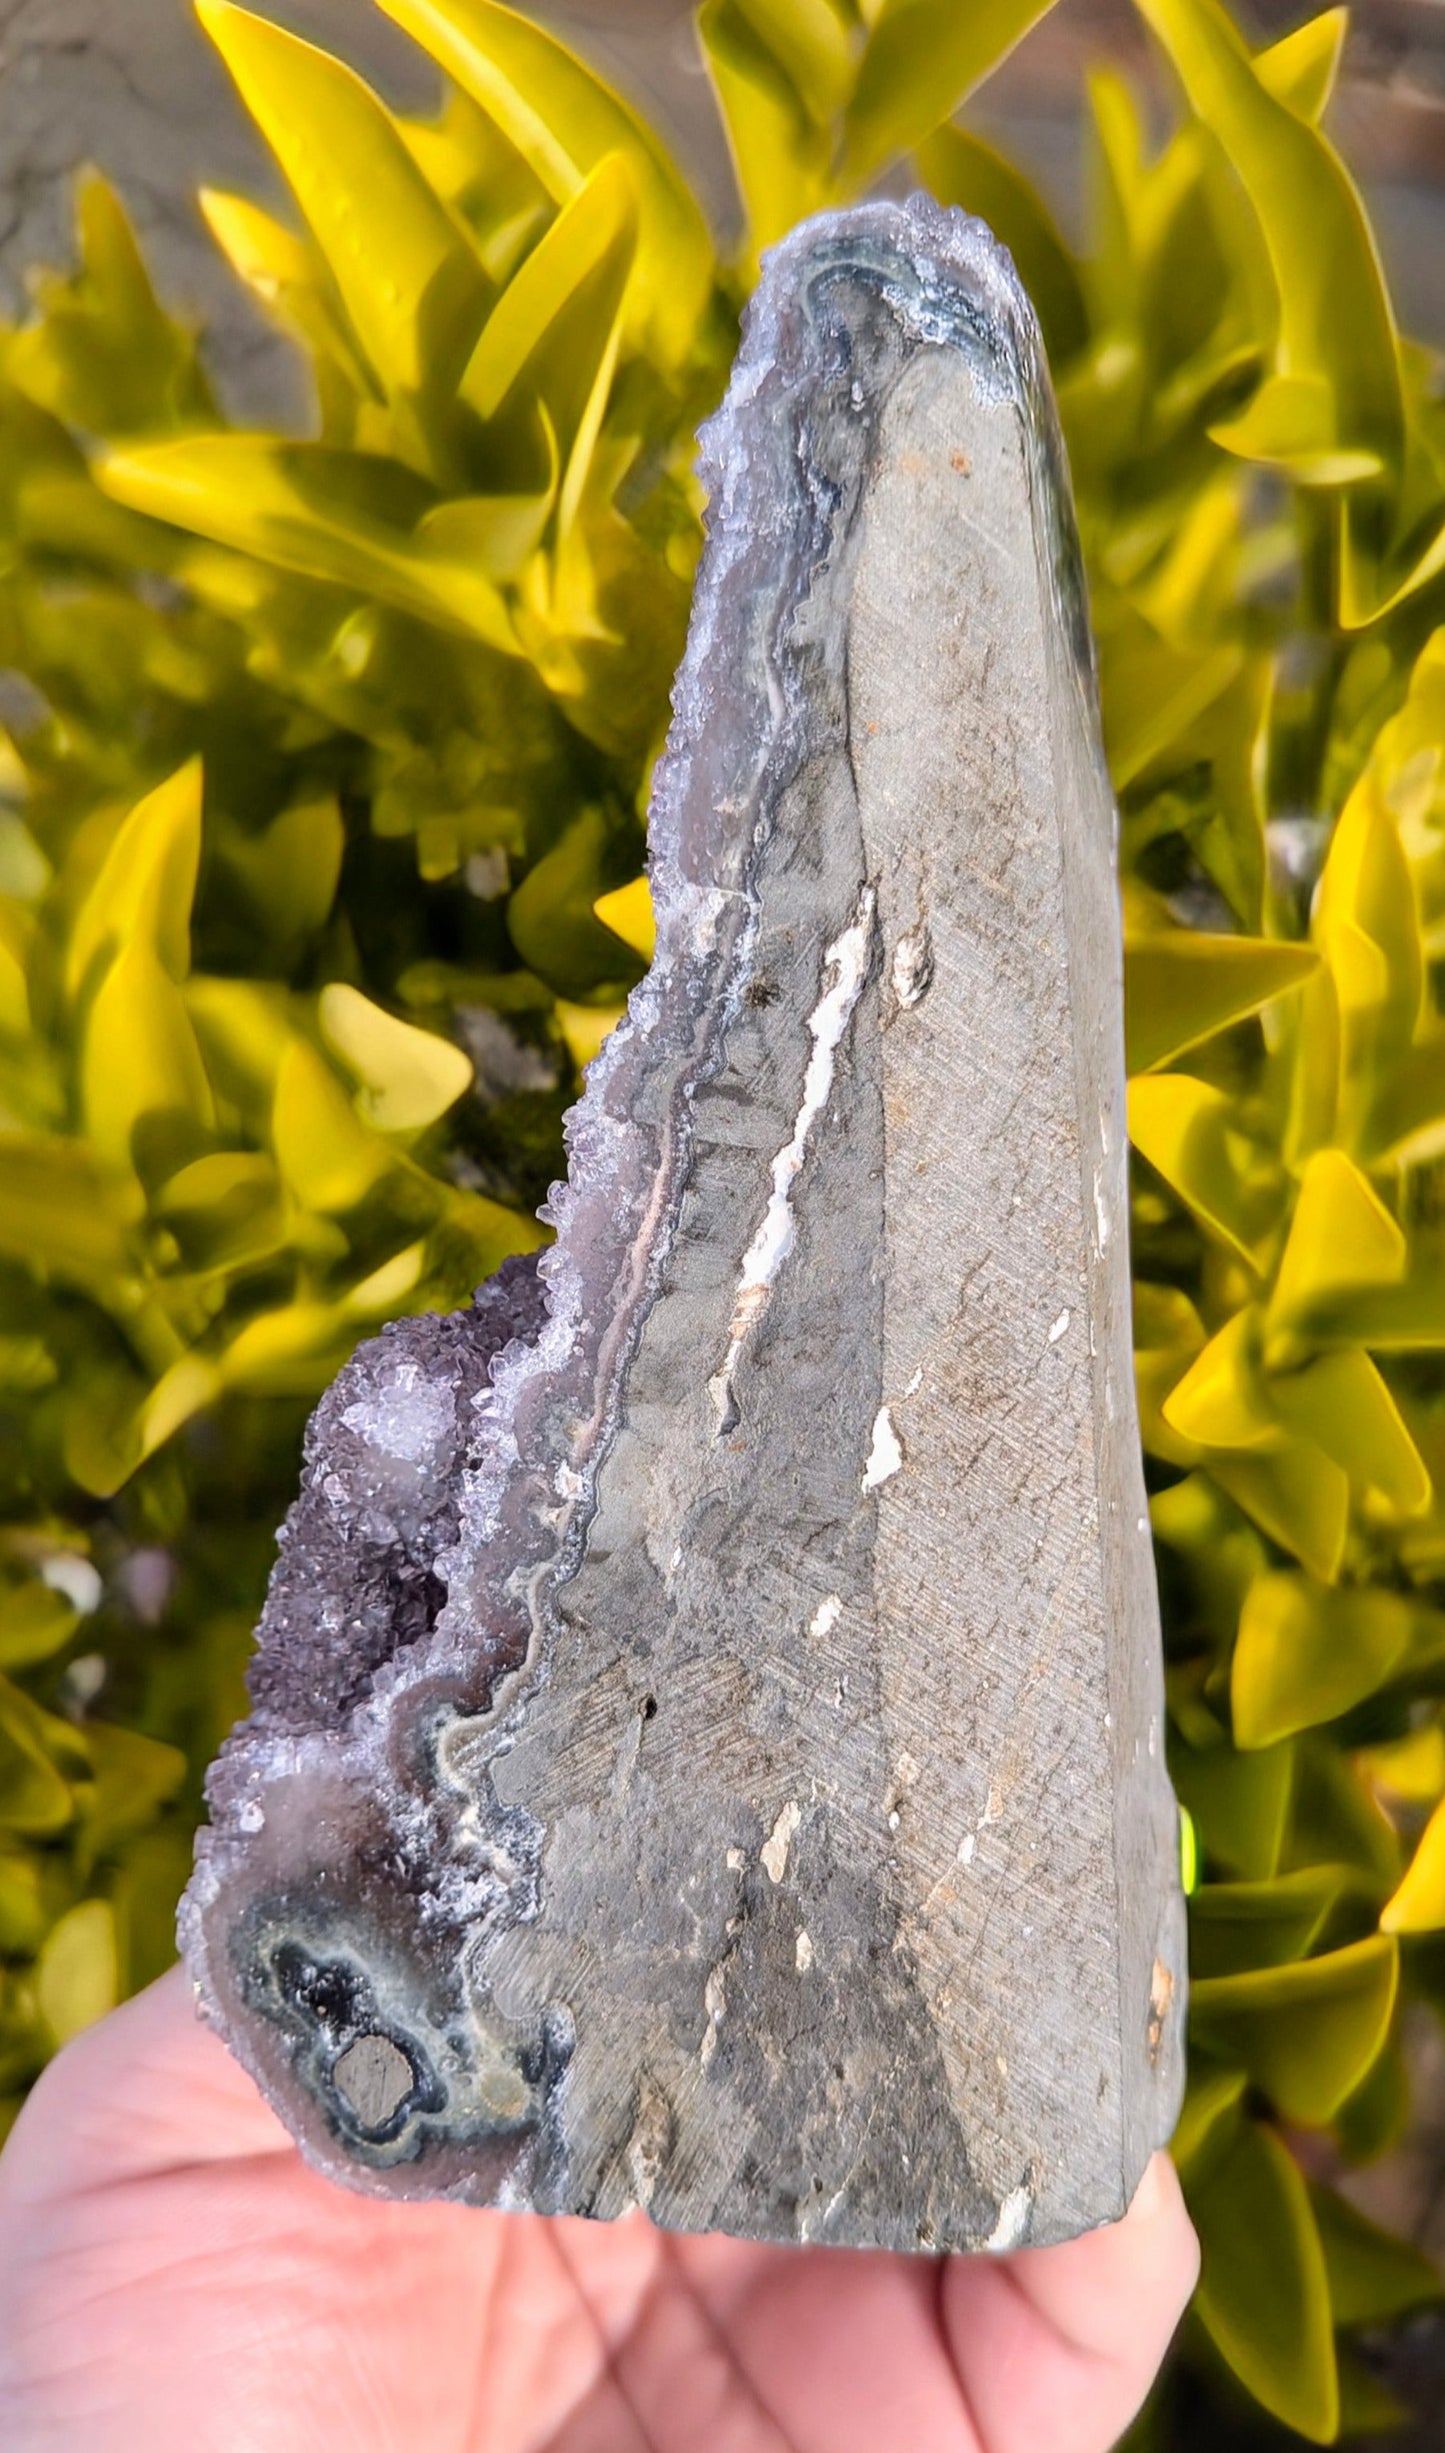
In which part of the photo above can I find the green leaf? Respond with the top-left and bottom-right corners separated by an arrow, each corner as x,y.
1310,2181 -> 1443,2325
1190,2119 -> 1339,2443
1190,1934 -> 1399,2125
0,1583 -> 79,1672
0,1137 -> 138,1291
78,1723 -> 187,1866
1170,2061 -> 1246,2183
197,0 -> 490,407
0,1675 -> 80,1836
507,804 -> 642,999
1188,1865 -> 1358,1980
36,1898 -> 118,2047
915,125 -> 1087,365
377,0 -> 713,369
1171,1735 -> 1294,1880
1213,1444 -> 1350,1584
841,0 -> 1057,189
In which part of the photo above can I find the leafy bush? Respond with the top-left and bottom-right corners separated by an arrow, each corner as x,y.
2,0 -> 1445,2437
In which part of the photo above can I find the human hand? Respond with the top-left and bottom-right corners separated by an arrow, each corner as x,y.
0,1966 -> 1197,2452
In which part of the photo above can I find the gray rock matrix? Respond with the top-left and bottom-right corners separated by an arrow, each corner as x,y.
182,197 -> 1187,2253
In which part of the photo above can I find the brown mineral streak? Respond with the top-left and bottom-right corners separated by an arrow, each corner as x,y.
180,198 -> 1186,2252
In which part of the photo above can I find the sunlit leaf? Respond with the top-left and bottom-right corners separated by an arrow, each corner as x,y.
593,874 -> 655,961
66,760 -> 202,1000
198,0 -> 490,407
7,174 -> 214,436
98,437 -> 518,651
1128,1073 -> 1277,1264
1381,1793 -> 1445,1934
1265,1148 -> 1406,1356
270,1039 -> 392,1211
1134,0 -> 1403,485
377,0 -> 712,367
841,0 -> 1057,188
318,983 -> 474,1131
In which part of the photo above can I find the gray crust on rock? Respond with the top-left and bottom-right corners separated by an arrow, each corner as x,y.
181,197 -> 1187,2251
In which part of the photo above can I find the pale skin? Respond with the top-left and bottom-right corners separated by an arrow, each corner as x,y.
0,1966 -> 1197,2453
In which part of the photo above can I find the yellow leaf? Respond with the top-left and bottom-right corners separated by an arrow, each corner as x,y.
318,983 -> 474,1131
841,0 -> 1056,189
66,761 -> 202,1000
198,188 -> 376,403
37,1898 -> 117,2046
138,1355 -> 223,1459
345,1243 -> 427,1314
1357,1725 -> 1445,1808
82,941 -> 216,1171
271,1040 -> 391,1210
699,0 -> 832,262
555,999 -> 625,1071
1214,1444 -> 1350,1584
220,1302 -> 354,1393
1254,9 -> 1347,125
1382,1793 -> 1445,1933
1265,1148 -> 1406,1354
1272,1348 -> 1431,1519
197,0 -> 489,401
99,437 -> 518,654
1124,919 -> 1316,1074
1133,0 -> 1403,487
1128,1073 -> 1275,1265
377,0 -> 712,369
1232,1572 -> 1428,1750
1313,767 -> 1423,1140
1163,1307 -> 1276,1450
0,1137 -> 138,1290
593,874 -> 655,961
461,152 -> 635,429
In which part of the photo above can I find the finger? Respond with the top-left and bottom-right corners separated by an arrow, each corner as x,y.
0,1965 -> 289,2209
939,2153 -> 1199,2453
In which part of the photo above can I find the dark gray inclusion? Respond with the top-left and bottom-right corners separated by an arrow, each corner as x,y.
181,199 -> 1186,2249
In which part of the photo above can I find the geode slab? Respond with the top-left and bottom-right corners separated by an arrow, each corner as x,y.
182,197 -> 1186,2252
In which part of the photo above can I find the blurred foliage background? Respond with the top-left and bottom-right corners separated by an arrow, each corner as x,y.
2,0 -> 1445,2439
